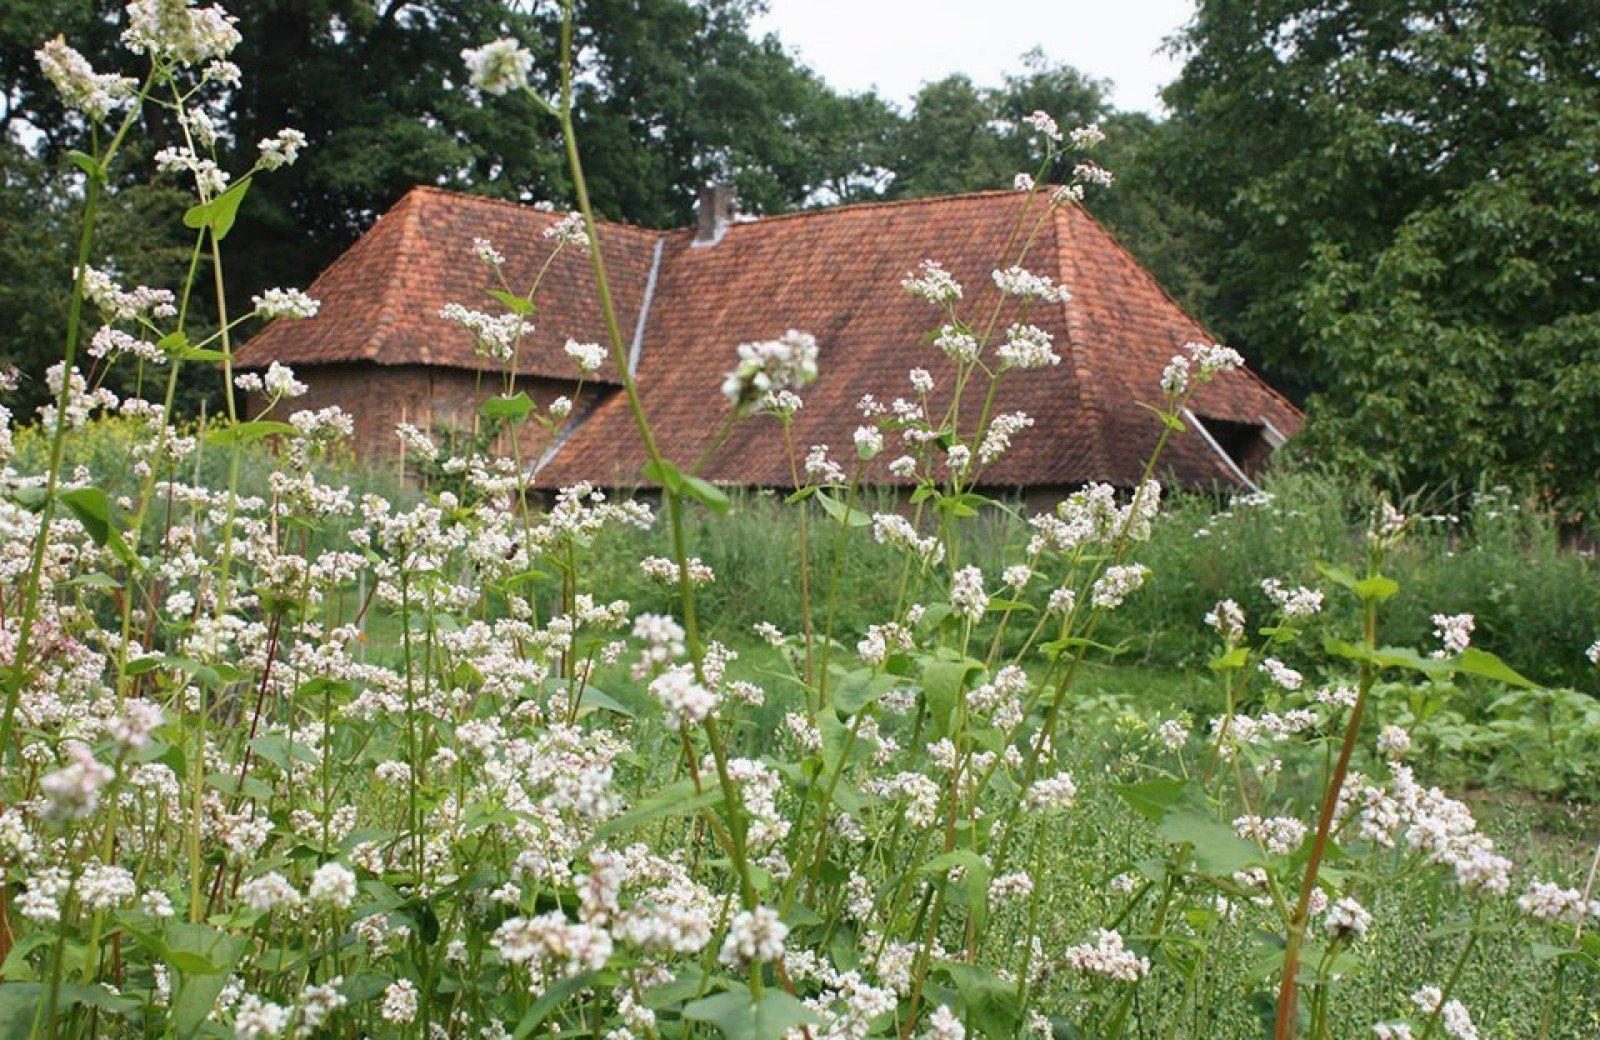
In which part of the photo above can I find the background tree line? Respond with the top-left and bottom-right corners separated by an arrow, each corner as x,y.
2,0 -> 1596,512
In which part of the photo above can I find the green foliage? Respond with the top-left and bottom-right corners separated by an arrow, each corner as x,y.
1161,0 -> 1600,507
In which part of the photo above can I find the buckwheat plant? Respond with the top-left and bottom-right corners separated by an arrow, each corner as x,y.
3,4 -> 1596,1040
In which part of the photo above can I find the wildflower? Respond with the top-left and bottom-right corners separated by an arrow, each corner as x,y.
902,260 -> 963,305
951,566 -> 988,622
1023,110 -> 1062,142
1160,355 -> 1190,397
996,324 -> 1059,370
473,237 -> 505,266
239,872 -> 301,914
933,325 -> 979,362
992,266 -> 1067,303
1091,564 -> 1148,610
1377,725 -> 1411,759
719,905 -> 787,966
1070,123 -> 1106,149
543,211 -> 591,251
1064,930 -> 1148,981
1073,161 -> 1114,188
1373,1025 -> 1415,1040
722,330 -> 820,414
462,38 -> 533,95
1024,772 -> 1077,812
1516,879 -> 1589,924
307,862 -> 357,909
234,995 -> 291,1040
36,37 -> 136,121
41,745 -> 113,821
262,362 -> 307,398
439,303 -> 530,360
1233,815 -> 1308,855
379,980 -> 418,1025
254,288 -> 320,320
1323,897 -> 1372,940
1587,638 -> 1600,666
1261,578 -> 1324,618
122,1 -> 242,66
1409,988 -> 1478,1040
1187,342 -> 1244,375
989,872 -> 1034,905
1156,719 -> 1190,750
1012,173 -> 1035,191
1205,599 -> 1245,640
927,1005 -> 965,1040
257,129 -> 306,170
650,666 -> 719,728
564,339 -> 606,374
854,425 -> 883,459
1430,613 -> 1474,657
110,699 -> 164,749
1258,657 -> 1304,691
978,412 -> 1033,465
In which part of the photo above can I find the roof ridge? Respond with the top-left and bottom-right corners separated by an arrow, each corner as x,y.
717,188 -> 1029,232
1053,205 -> 1114,480
364,187 -> 432,363
1067,202 -> 1303,421
403,184 -> 665,237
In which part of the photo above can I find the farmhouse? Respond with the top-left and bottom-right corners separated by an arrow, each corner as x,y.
236,186 -> 1301,492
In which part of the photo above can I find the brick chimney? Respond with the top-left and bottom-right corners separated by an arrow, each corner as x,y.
693,183 -> 736,246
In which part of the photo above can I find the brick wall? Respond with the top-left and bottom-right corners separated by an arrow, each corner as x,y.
245,361 -> 612,467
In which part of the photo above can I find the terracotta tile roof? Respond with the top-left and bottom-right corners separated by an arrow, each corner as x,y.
235,186 -> 661,382
241,186 -> 1301,490
536,190 -> 1301,489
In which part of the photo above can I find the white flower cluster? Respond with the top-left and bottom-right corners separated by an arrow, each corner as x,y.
462,38 -> 534,95
1063,929 -> 1148,981
902,260 -> 963,305
564,339 -> 607,374
1233,814 -> 1308,855
1430,613 -> 1474,657
719,905 -> 787,966
996,323 -> 1060,370
722,330 -> 820,414
991,266 -> 1068,303
254,288 -> 321,320
1091,564 -> 1149,610
439,303 -> 531,360
36,37 -> 137,121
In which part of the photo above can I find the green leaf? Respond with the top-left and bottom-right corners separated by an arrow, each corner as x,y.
921,656 -> 983,739
591,779 -> 721,843
1118,779 -> 1261,874
512,971 -> 602,1039
487,289 -> 536,315
1115,777 -> 1188,824
642,458 -> 684,492
481,393 -> 535,423
182,177 -> 252,240
942,963 -> 1021,1040
680,473 -> 732,515
1456,648 -> 1536,689
68,150 -> 103,181
682,989 -> 820,1040
0,983 -> 42,1040
61,487 -> 137,568
815,491 -> 871,527
204,420 -> 298,447
165,923 -> 244,1040
922,849 -> 991,933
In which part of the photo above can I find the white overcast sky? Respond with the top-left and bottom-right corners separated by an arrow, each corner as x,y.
751,0 -> 1195,115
